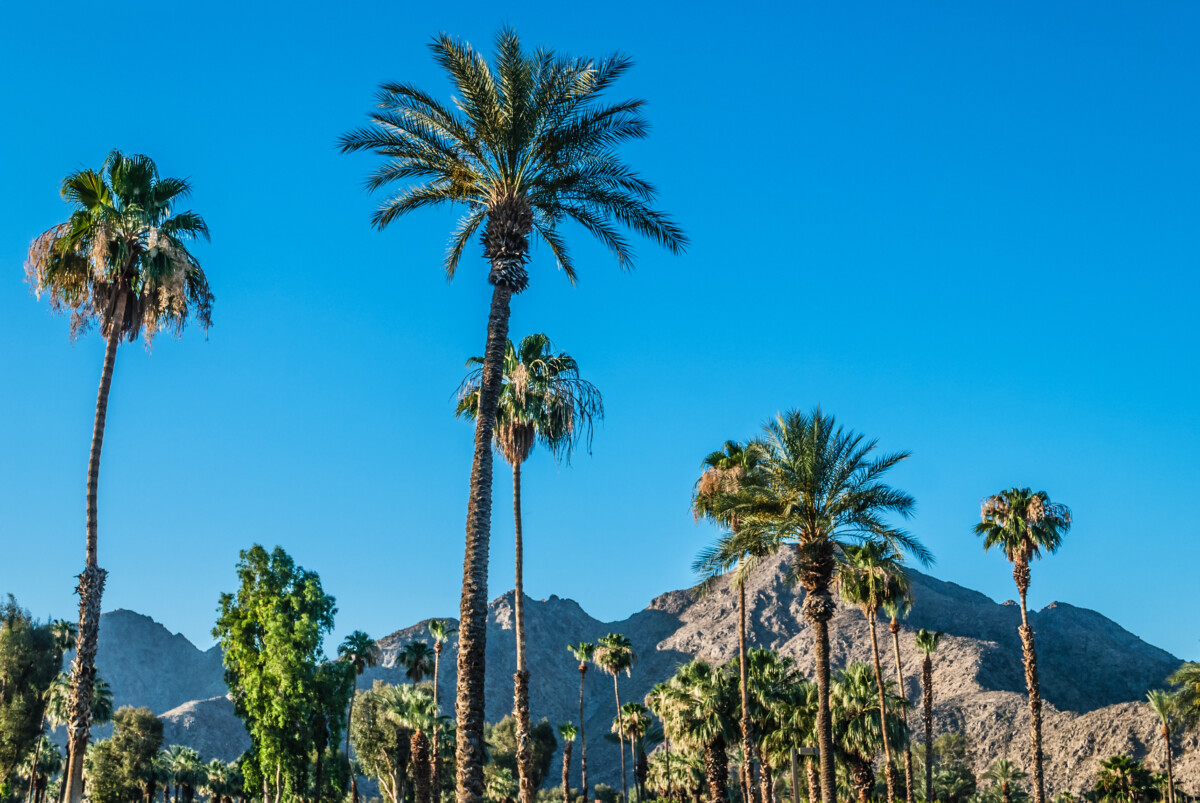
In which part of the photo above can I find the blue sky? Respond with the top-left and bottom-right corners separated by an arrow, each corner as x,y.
2,1 -> 1199,663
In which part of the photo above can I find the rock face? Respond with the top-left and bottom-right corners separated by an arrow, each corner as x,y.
89,557 -> 1197,797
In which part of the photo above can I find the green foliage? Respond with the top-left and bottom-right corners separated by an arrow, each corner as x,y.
592,783 -> 622,803
213,544 -> 345,803
1167,662 -> 1200,730
981,759 -> 1029,803
1087,755 -> 1162,803
975,489 -> 1072,570
913,734 -> 978,803
484,764 -> 517,803
485,716 -> 557,792
350,681 -> 438,803
397,642 -> 436,684
0,596 -> 60,787
84,707 -> 163,803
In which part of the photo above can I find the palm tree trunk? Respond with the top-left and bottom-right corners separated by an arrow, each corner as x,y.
513,463 -> 535,803
347,693 -> 359,803
737,579 -> 760,803
703,736 -> 728,803
805,758 -> 819,803
889,621 -> 914,803
613,674 -> 628,803
65,290 -> 126,803
1014,562 -> 1045,803
1162,724 -> 1175,803
562,741 -> 573,803
433,644 -> 442,803
26,733 -> 44,803
456,281 -> 515,803
922,654 -> 933,803
578,666 -> 588,801
802,584 -> 836,803
759,757 -> 773,803
867,610 -> 896,803
413,730 -> 432,803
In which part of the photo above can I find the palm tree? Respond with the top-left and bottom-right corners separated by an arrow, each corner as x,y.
692,440 -> 768,803
982,760 -> 1027,803
731,409 -> 929,803
26,625 -> 76,803
429,620 -> 457,803
976,488 -> 1072,803
738,649 -> 812,803
558,723 -> 578,803
837,542 -> 910,803
613,702 -> 652,801
339,30 -> 686,803
26,151 -> 213,803
1145,690 -> 1176,803
883,597 -> 916,803
653,660 -> 738,803
339,631 -> 380,803
399,642 -> 436,684
830,663 -> 908,803
1167,663 -> 1200,729
1092,755 -> 1159,803
914,629 -> 942,803
594,633 -> 636,803
567,642 -> 596,800
457,332 -> 603,803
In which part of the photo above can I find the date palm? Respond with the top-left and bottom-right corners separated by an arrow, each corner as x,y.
429,620 -> 457,803
558,723 -> 577,803
883,597 -> 915,803
976,488 -> 1072,803
457,332 -> 602,803
593,634 -> 636,803
1145,690 -> 1177,803
399,642 -> 437,684
339,631 -> 380,803
567,642 -> 596,800
731,408 -> 929,803
914,629 -> 942,803
25,151 -> 212,803
692,440 -> 767,803
339,30 -> 685,803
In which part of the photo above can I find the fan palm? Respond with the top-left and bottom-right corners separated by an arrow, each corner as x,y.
339,631 -> 380,803
837,542 -> 909,803
1167,663 -> 1200,729
593,634 -> 636,803
738,649 -> 811,803
613,703 -> 653,802
914,629 -> 942,803
457,332 -> 603,803
831,663 -> 908,803
557,723 -> 578,803
25,151 -> 212,803
567,642 -> 596,800
883,597 -> 916,803
729,408 -> 928,803
1145,690 -> 1176,803
653,660 -> 738,803
982,760 -> 1028,803
399,642 -> 437,684
339,30 -> 685,803
692,440 -> 768,803
429,620 -> 457,803
976,488 -> 1072,803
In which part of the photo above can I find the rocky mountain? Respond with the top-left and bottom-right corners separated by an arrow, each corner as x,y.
83,555 -> 1198,797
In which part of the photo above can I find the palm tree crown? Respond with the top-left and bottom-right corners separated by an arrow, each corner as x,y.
975,488 -> 1072,585
339,631 -> 381,677
398,642 -> 436,684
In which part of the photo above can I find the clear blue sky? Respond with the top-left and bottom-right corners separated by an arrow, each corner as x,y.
2,2 -> 1198,663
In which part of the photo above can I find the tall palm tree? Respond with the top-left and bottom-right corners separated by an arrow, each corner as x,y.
399,642 -> 436,684
593,634 -> 636,803
429,620 -> 457,803
567,642 -> 596,800
837,542 -> 910,803
339,30 -> 685,803
653,660 -> 738,803
982,759 -> 1027,803
830,663 -> 908,803
457,332 -> 603,803
730,409 -> 929,803
26,151 -> 213,803
883,598 -> 915,803
558,723 -> 578,803
976,488 -> 1072,803
338,631 -> 380,803
914,629 -> 942,803
1145,690 -> 1177,803
692,440 -> 768,803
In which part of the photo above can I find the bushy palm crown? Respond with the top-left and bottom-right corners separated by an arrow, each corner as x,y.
25,150 -> 212,343
837,542 -> 910,615
612,702 -> 652,742
732,649 -> 815,763
593,633 -> 635,679
382,683 -> 440,733
557,723 -> 577,743
398,642 -> 436,683
652,661 -> 738,750
429,620 -> 457,647
338,631 -> 381,676
692,441 -> 778,590
1167,663 -> 1200,728
915,629 -> 943,655
567,642 -> 595,666
831,664 -> 908,764
1145,689 -> 1176,732
983,759 -> 1028,786
975,488 -> 1072,572
338,28 -> 686,284
457,333 -> 603,467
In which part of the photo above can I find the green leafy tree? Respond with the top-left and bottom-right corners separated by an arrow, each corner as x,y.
557,724 -> 577,803
338,631 -> 380,803
566,644 -> 595,801
458,332 -> 603,803
727,408 -> 929,803
25,152 -> 212,803
593,635 -> 636,803
976,488 -> 1072,803
1144,690 -> 1176,803
212,545 -> 339,803
914,630 -> 944,803
339,30 -> 685,803
982,760 -> 1029,803
84,708 -> 163,803
0,597 -> 60,789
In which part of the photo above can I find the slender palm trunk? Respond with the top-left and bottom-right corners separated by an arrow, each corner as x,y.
803,584 -> 836,803
1001,782 -> 1011,803
433,644 -> 443,803
456,280 -> 515,803
513,463 -> 535,803
347,691 -> 359,803
562,741 -> 573,803
26,732 -> 45,803
805,758 -> 819,803
578,665 -> 589,801
1162,724 -> 1175,803
1014,561 -> 1045,803
922,654 -> 934,803
866,609 -> 896,803
65,290 -> 127,803
737,579 -> 760,803
889,621 -> 914,803
613,675 -> 628,803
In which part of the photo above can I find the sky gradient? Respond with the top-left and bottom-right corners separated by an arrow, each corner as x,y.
2,1 -> 1198,662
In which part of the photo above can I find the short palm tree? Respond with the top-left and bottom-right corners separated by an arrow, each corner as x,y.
429,620 -> 457,803
1167,663 -> 1200,729
399,642 -> 436,684
1145,690 -> 1177,803
26,151 -> 212,803
982,759 -> 1028,803
692,440 -> 768,803
976,488 -> 1072,803
339,30 -> 685,803
653,660 -> 738,803
567,642 -> 596,800
558,723 -> 578,803
732,408 -> 929,803
458,332 -> 603,803
738,649 -> 811,803
883,597 -> 916,803
339,631 -> 380,803
831,663 -> 908,803
915,629 -> 943,803
593,633 -> 636,803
